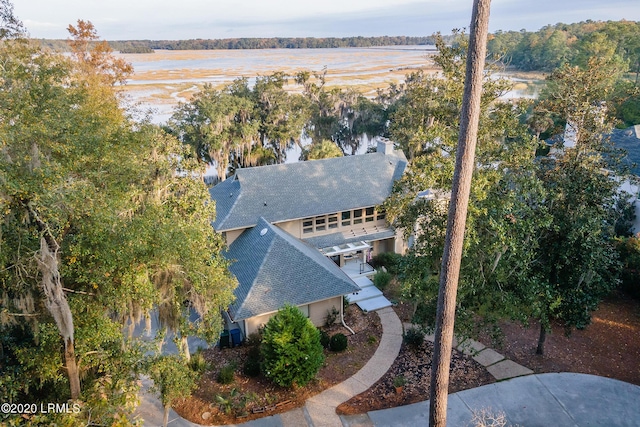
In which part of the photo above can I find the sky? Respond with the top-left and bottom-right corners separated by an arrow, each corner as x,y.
14,0 -> 640,41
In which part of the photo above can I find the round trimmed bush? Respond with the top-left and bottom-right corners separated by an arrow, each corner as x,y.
329,333 -> 348,352
260,305 -> 325,387
403,327 -> 424,349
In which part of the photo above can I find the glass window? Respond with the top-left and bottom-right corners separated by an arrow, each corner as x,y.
341,211 -> 351,220
354,209 -> 363,218
365,207 -> 375,216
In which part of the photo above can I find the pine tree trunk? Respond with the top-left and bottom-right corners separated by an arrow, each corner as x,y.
65,337 -> 81,399
536,323 -> 546,355
428,1 -> 492,426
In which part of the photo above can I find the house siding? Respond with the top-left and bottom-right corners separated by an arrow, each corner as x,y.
242,297 -> 342,336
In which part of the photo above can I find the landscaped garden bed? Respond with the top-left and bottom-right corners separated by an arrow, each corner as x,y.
172,304 -> 383,425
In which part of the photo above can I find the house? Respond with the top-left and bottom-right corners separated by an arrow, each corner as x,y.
210,138 -> 408,337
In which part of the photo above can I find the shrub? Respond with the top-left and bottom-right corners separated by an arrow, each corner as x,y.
319,329 -> 330,349
189,349 -> 210,373
325,306 -> 340,326
370,252 -> 403,275
329,333 -> 348,352
403,327 -> 424,349
373,271 -> 393,290
217,363 -> 236,384
245,331 -> 262,347
243,356 -> 261,377
260,304 -> 325,387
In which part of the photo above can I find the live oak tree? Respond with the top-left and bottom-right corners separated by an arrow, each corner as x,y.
169,73 -> 311,178
296,69 -> 386,155
300,139 -> 344,161
0,14 -> 235,425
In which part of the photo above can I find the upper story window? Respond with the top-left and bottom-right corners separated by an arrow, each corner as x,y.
302,207 -> 386,235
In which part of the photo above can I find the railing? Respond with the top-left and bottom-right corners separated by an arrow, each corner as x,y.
360,262 -> 374,274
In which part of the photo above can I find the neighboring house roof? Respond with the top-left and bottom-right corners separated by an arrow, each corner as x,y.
610,125 -> 640,176
226,217 -> 360,321
210,150 -> 408,231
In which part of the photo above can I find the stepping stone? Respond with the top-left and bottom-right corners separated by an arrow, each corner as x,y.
472,348 -> 505,367
457,338 -> 486,356
486,359 -> 534,381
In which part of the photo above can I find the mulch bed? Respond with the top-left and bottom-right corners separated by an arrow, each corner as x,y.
173,305 -> 383,425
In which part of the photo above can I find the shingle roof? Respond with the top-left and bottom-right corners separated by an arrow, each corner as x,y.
210,151 -> 408,231
610,126 -> 640,176
226,218 -> 361,321
303,228 -> 396,249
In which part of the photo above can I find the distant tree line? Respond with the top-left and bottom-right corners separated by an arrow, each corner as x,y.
487,20 -> 640,75
35,35 -> 440,53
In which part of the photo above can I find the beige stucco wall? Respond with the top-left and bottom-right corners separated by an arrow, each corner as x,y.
241,297 -> 342,336
308,296 -> 342,327
224,228 -> 246,245
275,220 -> 301,239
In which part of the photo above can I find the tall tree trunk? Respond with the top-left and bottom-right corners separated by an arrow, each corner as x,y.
428,1 -> 491,426
37,236 -> 81,400
536,323 -> 546,355
180,335 -> 191,362
65,337 -> 81,399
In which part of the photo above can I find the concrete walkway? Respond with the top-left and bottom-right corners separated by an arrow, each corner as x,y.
303,307 -> 403,427
134,306 -> 403,427
352,373 -> 640,427
135,315 -> 640,427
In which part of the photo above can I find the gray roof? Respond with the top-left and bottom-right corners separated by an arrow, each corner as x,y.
303,228 -> 396,249
210,150 -> 408,231
610,125 -> 640,175
225,218 -> 361,321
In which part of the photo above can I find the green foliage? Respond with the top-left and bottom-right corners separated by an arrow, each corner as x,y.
301,139 -> 344,161
329,333 -> 348,352
243,353 -> 261,377
103,36 -> 439,52
217,363 -> 236,384
615,237 -> 640,299
319,329 -> 331,349
148,355 -> 197,409
189,350 -> 210,373
0,15 -> 236,421
373,271 -> 393,290
487,20 -> 640,74
325,306 -> 340,326
393,375 -> 406,387
370,252 -> 404,276
260,305 -> 324,387
383,31 -> 543,338
403,327 -> 425,349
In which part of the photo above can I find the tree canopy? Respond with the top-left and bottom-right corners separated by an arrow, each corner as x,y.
0,14 -> 236,425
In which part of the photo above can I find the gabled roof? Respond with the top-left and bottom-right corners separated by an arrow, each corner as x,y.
210,150 -> 408,231
226,218 -> 360,321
